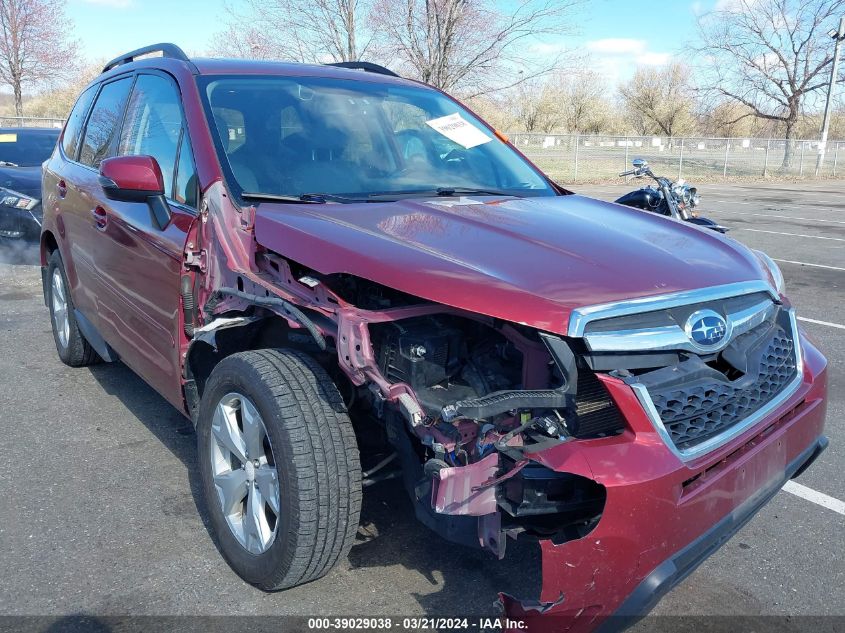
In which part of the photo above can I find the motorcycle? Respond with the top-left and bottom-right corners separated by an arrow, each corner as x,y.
614,158 -> 728,233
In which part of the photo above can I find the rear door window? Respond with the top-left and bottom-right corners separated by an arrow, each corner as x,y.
79,77 -> 133,168
61,85 -> 97,161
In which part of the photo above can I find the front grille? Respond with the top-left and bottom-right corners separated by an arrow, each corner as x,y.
647,324 -> 797,450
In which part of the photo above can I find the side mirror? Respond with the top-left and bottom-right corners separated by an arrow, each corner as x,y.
632,158 -> 648,169
99,155 -> 170,228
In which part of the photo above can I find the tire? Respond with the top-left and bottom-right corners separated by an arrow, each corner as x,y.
46,249 -> 100,367
197,348 -> 361,591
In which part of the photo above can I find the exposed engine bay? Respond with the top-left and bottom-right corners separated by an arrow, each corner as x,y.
203,264 -> 625,559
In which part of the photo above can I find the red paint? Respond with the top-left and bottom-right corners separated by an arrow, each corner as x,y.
100,155 -> 164,193
504,332 -> 828,631
253,196 -> 769,334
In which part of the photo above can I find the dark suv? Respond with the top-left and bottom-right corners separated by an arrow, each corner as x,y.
40,44 -> 828,630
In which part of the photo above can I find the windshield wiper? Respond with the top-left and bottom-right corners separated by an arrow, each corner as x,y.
242,192 -> 322,204
436,187 -> 512,197
0,160 -> 19,167
299,192 -> 371,203
242,191 -> 371,204
367,187 -> 512,200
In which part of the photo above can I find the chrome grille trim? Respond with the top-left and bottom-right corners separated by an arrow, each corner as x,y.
583,297 -> 775,354
630,309 -> 803,462
567,280 -> 777,338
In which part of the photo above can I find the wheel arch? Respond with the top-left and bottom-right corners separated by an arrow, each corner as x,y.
184,314 -> 338,423
40,231 -> 60,305
40,229 -> 59,266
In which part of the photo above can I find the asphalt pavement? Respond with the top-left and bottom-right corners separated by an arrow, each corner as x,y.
0,181 -> 842,628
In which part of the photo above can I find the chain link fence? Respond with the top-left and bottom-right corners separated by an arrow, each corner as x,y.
0,116 -> 65,128
509,133 -> 845,184
0,118 -> 841,183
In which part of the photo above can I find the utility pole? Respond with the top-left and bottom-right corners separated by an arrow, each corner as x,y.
816,16 -> 845,176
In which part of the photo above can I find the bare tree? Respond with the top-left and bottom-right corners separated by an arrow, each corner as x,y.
696,0 -> 845,168
24,61 -> 99,117
619,63 -> 697,138
559,69 -> 611,133
370,0 -> 581,97
211,0 -> 373,63
512,78 -> 562,132
0,0 -> 78,116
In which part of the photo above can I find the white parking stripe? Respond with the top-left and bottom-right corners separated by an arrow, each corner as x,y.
740,229 -> 845,242
773,258 -> 845,271
797,317 -> 845,330
705,210 -> 845,225
752,213 -> 845,225
782,481 -> 845,515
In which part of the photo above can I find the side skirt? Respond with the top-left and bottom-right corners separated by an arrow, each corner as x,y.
73,309 -> 120,363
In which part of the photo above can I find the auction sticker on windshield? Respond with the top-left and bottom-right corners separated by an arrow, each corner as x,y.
426,113 -> 492,149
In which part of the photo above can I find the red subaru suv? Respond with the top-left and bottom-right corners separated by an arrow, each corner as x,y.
40,44 -> 828,630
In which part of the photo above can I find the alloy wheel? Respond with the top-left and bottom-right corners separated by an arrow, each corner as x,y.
51,268 -> 69,349
209,392 -> 281,554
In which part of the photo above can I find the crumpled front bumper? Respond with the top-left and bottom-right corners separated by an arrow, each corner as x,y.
500,331 -> 828,632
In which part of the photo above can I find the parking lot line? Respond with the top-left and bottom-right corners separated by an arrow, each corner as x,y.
740,229 -> 845,242
782,481 -> 845,515
751,213 -> 845,225
705,210 -> 845,225
797,317 -> 845,330
772,258 -> 845,272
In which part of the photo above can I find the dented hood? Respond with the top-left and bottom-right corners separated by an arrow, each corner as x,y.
253,194 -> 768,334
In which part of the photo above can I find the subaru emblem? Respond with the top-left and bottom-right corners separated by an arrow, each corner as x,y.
684,309 -> 731,351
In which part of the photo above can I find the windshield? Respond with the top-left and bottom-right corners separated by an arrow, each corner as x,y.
0,130 -> 59,167
199,75 -> 555,200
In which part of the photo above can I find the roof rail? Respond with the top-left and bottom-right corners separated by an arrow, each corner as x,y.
102,43 -> 191,73
325,61 -> 399,77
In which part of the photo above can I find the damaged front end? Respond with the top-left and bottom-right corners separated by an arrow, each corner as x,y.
182,184 -> 827,632
184,184 -> 620,605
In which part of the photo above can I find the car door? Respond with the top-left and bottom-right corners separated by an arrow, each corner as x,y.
88,72 -> 198,409
45,78 -> 132,320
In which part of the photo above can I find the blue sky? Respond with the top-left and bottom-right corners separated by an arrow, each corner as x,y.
69,0 -> 716,86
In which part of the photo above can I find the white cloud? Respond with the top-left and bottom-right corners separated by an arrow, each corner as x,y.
79,0 -> 133,8
581,38 -> 674,87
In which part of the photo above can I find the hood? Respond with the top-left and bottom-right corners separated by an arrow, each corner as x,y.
253,194 -> 769,334
0,166 -> 41,198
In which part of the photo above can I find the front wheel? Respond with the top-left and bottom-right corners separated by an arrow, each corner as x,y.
197,349 -> 361,590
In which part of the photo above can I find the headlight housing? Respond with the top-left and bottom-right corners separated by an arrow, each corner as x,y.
754,250 -> 785,295
0,186 -> 38,210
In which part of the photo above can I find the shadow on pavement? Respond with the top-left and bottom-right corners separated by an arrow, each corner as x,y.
349,474 -> 543,615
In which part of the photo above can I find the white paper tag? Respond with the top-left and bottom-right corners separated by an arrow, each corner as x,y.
426,196 -> 484,207
425,113 -> 492,149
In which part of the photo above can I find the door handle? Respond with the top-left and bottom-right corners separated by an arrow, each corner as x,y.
91,206 -> 108,231
56,180 -> 67,198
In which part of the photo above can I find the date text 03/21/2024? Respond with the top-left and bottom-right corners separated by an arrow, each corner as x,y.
306,617 -> 528,630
